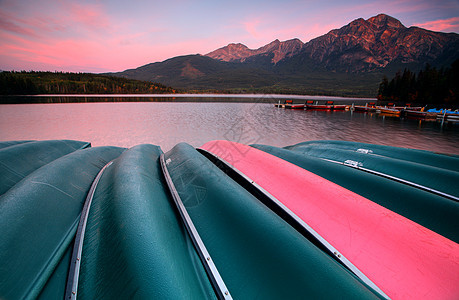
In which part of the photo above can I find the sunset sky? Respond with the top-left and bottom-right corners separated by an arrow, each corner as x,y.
1,0 -> 458,73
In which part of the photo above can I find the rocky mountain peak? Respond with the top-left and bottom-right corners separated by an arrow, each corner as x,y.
206,38 -> 304,64
301,14 -> 458,72
205,43 -> 252,62
367,14 -> 405,29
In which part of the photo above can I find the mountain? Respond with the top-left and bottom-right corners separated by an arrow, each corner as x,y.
298,14 -> 459,72
110,14 -> 459,96
206,39 -> 304,64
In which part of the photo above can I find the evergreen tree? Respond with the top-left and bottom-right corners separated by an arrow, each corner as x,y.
378,60 -> 459,105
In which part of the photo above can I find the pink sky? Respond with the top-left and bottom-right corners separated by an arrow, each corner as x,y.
1,0 -> 458,73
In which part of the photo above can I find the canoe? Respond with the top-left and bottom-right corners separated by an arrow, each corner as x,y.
285,140 -> 459,172
280,142 -> 459,199
251,143 -> 459,243
0,140 -> 91,195
76,144 -> 216,299
201,140 -> 459,299
163,143 -> 382,299
0,146 -> 125,300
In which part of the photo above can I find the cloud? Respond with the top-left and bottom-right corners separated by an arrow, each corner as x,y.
412,17 -> 459,32
0,1 -> 128,71
242,19 -> 262,39
66,2 -> 111,31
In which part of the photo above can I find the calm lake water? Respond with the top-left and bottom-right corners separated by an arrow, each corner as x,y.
1,98 -> 458,154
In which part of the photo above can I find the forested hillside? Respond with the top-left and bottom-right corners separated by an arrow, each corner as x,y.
0,71 -> 176,95
378,59 -> 459,105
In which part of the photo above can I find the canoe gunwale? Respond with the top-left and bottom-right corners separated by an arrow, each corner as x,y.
159,154 -> 232,300
197,148 -> 389,299
64,160 -> 114,299
321,158 -> 459,202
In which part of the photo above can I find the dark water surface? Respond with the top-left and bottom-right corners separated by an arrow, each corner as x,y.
0,101 -> 458,154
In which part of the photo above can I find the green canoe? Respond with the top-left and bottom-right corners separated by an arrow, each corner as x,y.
286,140 -> 459,171
0,140 -> 91,195
0,146 -> 125,300
77,144 -> 216,299
283,140 -> 459,199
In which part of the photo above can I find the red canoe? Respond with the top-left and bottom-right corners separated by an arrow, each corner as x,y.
200,140 -> 459,299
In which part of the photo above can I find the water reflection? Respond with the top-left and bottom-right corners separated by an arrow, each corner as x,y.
0,102 -> 457,154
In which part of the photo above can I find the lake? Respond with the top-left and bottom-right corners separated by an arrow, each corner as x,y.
0,97 -> 458,154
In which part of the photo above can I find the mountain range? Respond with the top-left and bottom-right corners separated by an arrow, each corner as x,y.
110,14 -> 459,97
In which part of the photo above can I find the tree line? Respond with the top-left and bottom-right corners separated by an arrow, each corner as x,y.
378,59 -> 459,106
0,71 -> 177,95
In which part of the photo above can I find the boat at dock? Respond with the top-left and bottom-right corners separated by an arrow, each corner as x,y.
376,106 -> 401,117
404,109 -> 437,120
274,100 -> 305,109
353,102 -> 377,112
305,100 -> 347,110
285,103 -> 306,109
436,112 -> 459,125
1,139 -> 458,299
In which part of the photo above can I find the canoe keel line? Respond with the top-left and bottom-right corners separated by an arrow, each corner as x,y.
160,154 -> 232,300
324,157 -> 459,202
65,161 -> 114,300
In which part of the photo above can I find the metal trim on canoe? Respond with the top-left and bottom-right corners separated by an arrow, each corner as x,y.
160,154 -> 232,300
198,148 -> 390,300
321,158 -> 459,202
64,161 -> 114,300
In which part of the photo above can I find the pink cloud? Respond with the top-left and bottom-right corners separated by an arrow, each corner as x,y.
412,17 -> 459,32
243,19 -> 262,39
67,2 -> 111,31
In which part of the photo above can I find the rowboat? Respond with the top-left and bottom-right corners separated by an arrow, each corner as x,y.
305,100 -> 347,110
404,109 -> 437,120
353,102 -> 377,112
377,107 -> 401,116
305,100 -> 333,110
1,139 -> 457,299
275,99 -> 305,109
437,112 -> 459,124
284,103 -> 305,109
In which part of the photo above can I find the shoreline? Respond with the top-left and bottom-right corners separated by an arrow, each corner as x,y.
1,94 -> 376,104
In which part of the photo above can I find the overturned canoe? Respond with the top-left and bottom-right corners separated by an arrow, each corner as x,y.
0,145 -> 125,300
285,140 -> 459,171
76,144 -> 216,299
0,140 -> 91,195
283,140 -> 459,199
